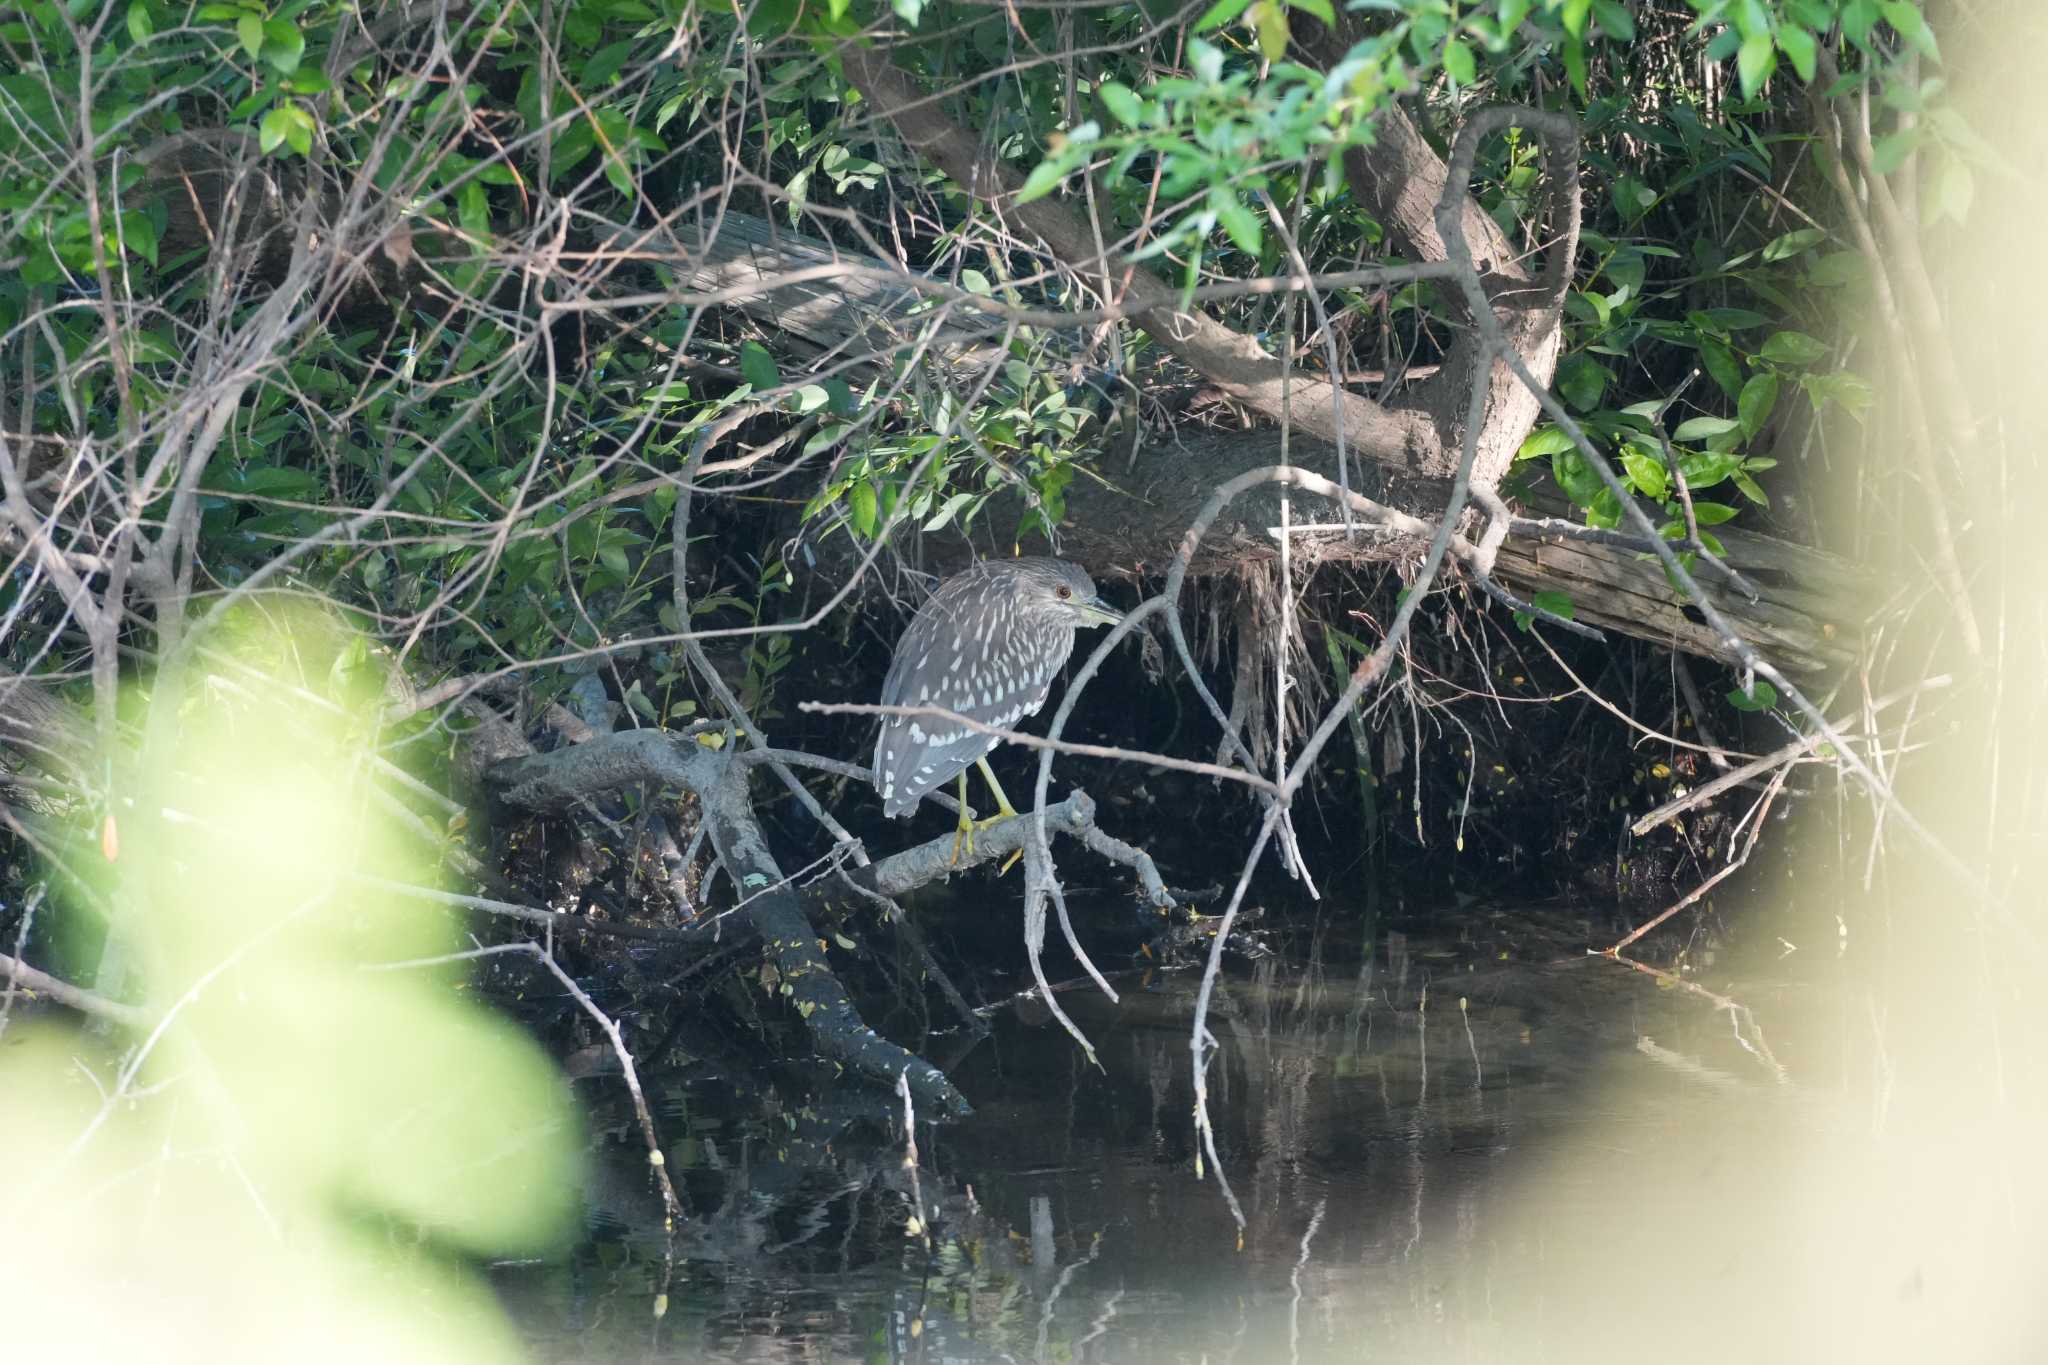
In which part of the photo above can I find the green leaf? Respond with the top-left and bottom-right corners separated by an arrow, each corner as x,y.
740,341 -> 779,392
1726,679 -> 1778,712
598,543 -> 631,578
129,329 -> 178,364
1776,22 -> 1816,82
1556,354 -> 1608,412
283,103 -> 313,156
259,104 -> 292,154
459,181 -> 489,237
1442,37 -> 1475,86
1587,487 -> 1623,529
1561,35 -> 1588,97
262,18 -> 303,73
1098,81 -> 1143,127
1700,338 -> 1744,401
1517,425 -> 1576,461
237,12 -> 262,59
1879,0 -> 1938,59
923,492 -> 975,533
891,0 -> 923,25
1870,128 -> 1918,176
604,151 -> 633,199
1689,501 -> 1740,525
1551,450 -> 1603,508
1290,0 -> 1335,24
1801,370 -> 1875,420
1620,446 -> 1668,500
1806,251 -> 1866,288
1253,0 -> 1287,60
1211,189 -> 1263,256
1759,330 -> 1828,366
848,480 -> 879,538
1590,0 -> 1634,39
1679,450 -> 1743,489
1762,227 -> 1826,262
118,210 -> 158,267
1016,157 -> 1071,204
1733,472 -> 1771,506
1736,32 -> 1776,96
1194,0 -> 1255,31
1672,415 -> 1738,441
1737,372 -> 1779,439
1930,159 -> 1974,224
1514,589 -> 1577,633
126,1 -> 153,43
1690,307 -> 1770,332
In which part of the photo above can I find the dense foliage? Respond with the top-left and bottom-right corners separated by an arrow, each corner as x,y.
0,0 -> 1974,713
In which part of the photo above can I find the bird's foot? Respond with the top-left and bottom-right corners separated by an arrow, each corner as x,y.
947,807 -> 1019,869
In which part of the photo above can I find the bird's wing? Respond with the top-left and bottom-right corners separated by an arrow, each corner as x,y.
871,579 -> 1071,816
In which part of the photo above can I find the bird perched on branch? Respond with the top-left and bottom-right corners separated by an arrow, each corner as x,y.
873,558 -> 1122,860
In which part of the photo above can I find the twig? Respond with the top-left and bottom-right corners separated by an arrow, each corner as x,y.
370,940 -> 685,1233
0,949 -> 150,1031
1629,674 -> 1951,837
1609,765 -> 1790,955
798,700 -> 1279,795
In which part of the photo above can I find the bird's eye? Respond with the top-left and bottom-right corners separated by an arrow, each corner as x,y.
1056,585 -> 1072,600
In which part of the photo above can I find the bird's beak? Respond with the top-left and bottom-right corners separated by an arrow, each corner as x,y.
1074,598 -> 1123,628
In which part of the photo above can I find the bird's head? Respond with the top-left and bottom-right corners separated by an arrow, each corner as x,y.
1011,558 -> 1122,629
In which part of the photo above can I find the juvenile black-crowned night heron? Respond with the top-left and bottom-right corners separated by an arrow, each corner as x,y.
873,558 -> 1122,858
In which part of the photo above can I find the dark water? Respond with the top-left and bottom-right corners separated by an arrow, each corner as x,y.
492,903 -> 1850,1363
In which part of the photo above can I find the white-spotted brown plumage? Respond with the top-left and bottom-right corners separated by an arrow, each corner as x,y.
872,558 -> 1120,818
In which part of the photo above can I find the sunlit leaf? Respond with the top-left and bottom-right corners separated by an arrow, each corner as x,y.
1737,372 -> 1779,439
1759,330 -> 1828,366
1736,32 -> 1775,96
1776,22 -> 1816,82
849,479 -> 879,537
1620,446 -> 1668,501
1672,415 -> 1738,441
1517,425 -> 1576,461
1443,37 -> 1475,86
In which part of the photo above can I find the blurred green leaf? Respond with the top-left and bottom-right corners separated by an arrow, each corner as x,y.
1672,415 -> 1738,441
740,340 -> 779,392
1759,330 -> 1828,366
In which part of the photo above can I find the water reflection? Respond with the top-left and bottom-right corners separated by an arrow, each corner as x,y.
500,909 -> 1813,1363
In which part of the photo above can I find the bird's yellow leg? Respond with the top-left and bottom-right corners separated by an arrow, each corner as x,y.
975,758 -> 1027,876
974,756 -> 1020,824
950,760 -> 1022,869
949,768 -> 976,865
